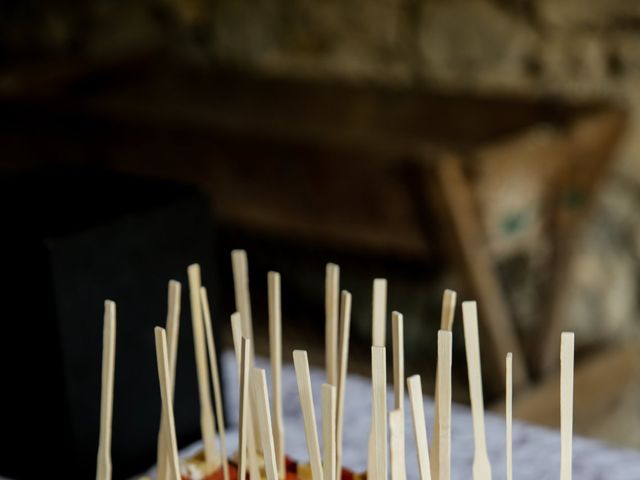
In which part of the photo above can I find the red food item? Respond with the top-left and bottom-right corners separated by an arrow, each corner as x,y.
214,464 -> 239,480
340,468 -> 356,480
285,456 -> 298,473
283,456 -> 357,480
181,456 -> 358,480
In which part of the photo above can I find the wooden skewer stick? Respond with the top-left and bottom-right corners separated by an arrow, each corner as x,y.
390,409 -> 406,480
391,312 -> 406,480
230,312 -> 243,372
253,368 -> 280,480
368,433 -> 376,480
238,337 -> 252,480
407,375 -> 432,480
322,384 -> 337,480
187,264 -> 218,466
437,331 -> 452,480
372,279 -> 387,347
431,289 -> 456,480
231,250 -> 262,458
201,287 -> 230,480
231,250 -> 255,349
325,263 -> 340,386
371,346 -> 388,480
462,301 -> 492,480
369,279 -> 387,480
154,327 -> 181,480
231,318 -> 261,480
157,280 -> 181,480
335,290 -> 352,480
269,272 -> 286,480
392,312 -> 405,410
96,300 -> 116,480
560,332 -> 575,480
293,350 -> 324,480
506,353 -> 513,480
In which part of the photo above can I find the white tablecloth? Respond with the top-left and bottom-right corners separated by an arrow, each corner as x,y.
213,351 -> 640,480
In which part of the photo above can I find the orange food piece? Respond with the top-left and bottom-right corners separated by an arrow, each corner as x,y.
181,456 -> 359,480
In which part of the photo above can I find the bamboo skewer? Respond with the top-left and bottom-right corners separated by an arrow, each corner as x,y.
325,263 -> 340,386
232,330 -> 261,480
238,338 -> 252,480
231,312 -> 243,371
369,279 -> 387,480
269,272 -> 286,480
437,331 -> 452,480
86,249 -> 584,480
253,368 -> 280,480
96,300 -> 116,480
322,384 -> 337,480
431,289 -> 456,480
407,375 -> 431,480
157,280 -> 181,480
506,353 -> 513,480
231,250 -> 255,351
368,431 -> 376,480
389,409 -> 405,480
335,290 -> 352,479
372,279 -> 387,347
391,312 -> 406,480
371,346 -> 388,480
166,282 -> 181,389
392,312 -> 405,409
200,287 -> 230,480
154,328 -> 181,480
231,250 -> 262,458
293,350 -> 324,480
187,264 -> 218,466
462,301 -> 492,480
560,333 -> 575,480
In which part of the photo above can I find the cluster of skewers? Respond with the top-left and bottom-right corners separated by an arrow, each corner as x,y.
95,250 -> 576,480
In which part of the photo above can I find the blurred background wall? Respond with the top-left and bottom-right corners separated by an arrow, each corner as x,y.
1,0 -> 640,462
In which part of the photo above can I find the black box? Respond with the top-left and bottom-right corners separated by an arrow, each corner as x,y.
0,168 -> 219,479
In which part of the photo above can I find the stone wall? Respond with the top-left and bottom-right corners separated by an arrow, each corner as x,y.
3,0 -> 640,176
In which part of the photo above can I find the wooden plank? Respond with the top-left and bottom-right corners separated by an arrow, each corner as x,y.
435,155 -> 528,390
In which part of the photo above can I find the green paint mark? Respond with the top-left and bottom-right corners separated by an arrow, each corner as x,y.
563,189 -> 587,209
502,212 -> 526,236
